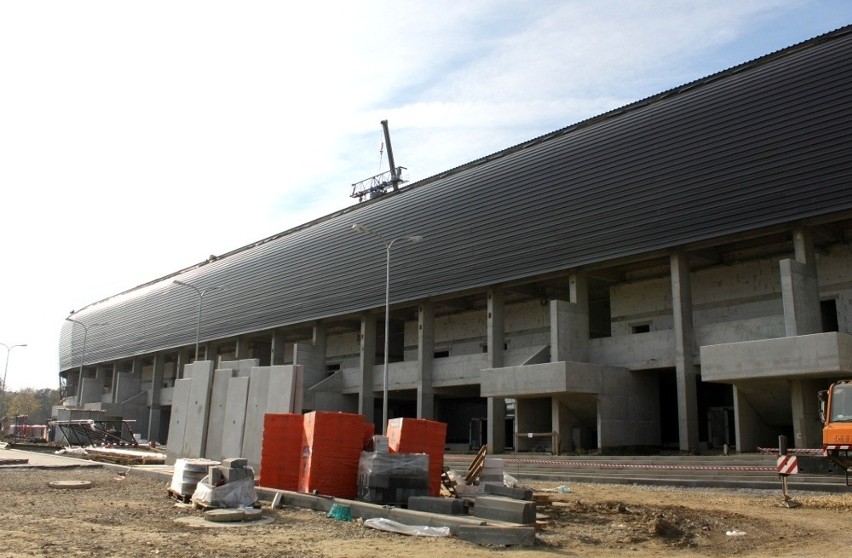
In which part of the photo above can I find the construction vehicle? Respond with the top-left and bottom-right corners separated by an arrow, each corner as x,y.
818,380 -> 852,484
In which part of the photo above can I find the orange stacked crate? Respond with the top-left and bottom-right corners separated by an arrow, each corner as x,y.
386,417 -> 447,496
258,413 -> 303,491
298,411 -> 367,499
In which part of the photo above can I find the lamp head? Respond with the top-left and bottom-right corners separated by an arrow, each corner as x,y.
406,235 -> 424,243
351,223 -> 369,234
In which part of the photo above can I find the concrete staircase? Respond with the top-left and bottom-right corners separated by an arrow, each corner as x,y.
443,453 -> 851,493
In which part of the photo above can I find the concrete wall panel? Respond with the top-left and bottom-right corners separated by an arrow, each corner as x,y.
205,368 -> 236,461
220,376 -> 249,460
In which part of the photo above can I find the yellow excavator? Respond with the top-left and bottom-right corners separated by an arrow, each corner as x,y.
818,380 -> 852,485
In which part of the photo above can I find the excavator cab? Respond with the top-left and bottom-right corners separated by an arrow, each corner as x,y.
821,380 -> 852,485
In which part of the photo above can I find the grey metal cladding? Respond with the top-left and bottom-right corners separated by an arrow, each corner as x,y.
59,27 -> 852,370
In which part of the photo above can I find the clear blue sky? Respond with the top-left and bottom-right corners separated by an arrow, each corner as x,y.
1,1 -> 850,390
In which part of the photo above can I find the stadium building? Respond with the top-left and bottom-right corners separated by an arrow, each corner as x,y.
58,26 -> 852,455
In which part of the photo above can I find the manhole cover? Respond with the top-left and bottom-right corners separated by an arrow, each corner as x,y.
48,480 -> 93,490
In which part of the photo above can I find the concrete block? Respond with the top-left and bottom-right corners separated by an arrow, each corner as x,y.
222,457 -> 248,469
407,496 -> 466,515
484,483 -> 534,501
208,466 -> 224,486
473,495 -> 536,524
221,467 -> 253,484
457,525 -> 536,546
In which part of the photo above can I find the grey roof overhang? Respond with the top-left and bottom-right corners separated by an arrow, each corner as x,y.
60,26 -> 852,370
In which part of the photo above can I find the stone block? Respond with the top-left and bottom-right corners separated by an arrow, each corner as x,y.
222,457 -> 248,469
457,525 -> 536,546
473,495 -> 536,524
407,496 -> 466,515
484,483 -> 534,501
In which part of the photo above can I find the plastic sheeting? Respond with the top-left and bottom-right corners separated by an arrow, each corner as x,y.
192,475 -> 257,508
363,518 -> 450,537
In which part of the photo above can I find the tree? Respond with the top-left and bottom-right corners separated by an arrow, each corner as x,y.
5,388 -> 60,425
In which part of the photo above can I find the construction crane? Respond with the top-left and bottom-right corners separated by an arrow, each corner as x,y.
350,120 -> 407,202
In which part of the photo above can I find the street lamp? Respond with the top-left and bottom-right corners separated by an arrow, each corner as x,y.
173,279 -> 224,362
0,343 -> 27,424
64,317 -> 108,402
351,223 -> 424,434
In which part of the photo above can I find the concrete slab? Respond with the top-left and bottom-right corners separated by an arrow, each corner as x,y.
220,376 -> 250,460
182,361 -> 215,458
241,367 -> 272,472
266,365 -> 296,414
205,368 -> 236,461
219,359 -> 259,378
165,378 -> 192,463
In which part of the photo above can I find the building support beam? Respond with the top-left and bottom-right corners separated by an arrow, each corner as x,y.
271,329 -> 286,365
294,323 -> 327,411
359,313 -> 377,425
671,252 -> 700,452
783,225 -> 824,448
148,354 -> 164,444
487,289 -> 506,454
417,302 -> 435,419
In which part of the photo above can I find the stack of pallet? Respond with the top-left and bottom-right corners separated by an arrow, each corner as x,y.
259,411 -> 372,499
386,417 -> 447,496
356,451 -> 430,506
258,413 -> 303,490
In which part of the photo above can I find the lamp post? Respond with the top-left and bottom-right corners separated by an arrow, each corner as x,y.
0,343 -> 27,425
351,223 -> 424,434
173,280 -> 224,362
64,317 -> 108,403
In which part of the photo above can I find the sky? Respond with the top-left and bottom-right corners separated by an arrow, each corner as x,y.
1,1 -> 850,392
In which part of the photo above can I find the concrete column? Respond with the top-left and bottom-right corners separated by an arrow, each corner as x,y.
791,379 -> 823,448
148,354 -> 164,444
176,348 -> 190,379
271,329 -> 286,365
417,302 -> 435,419
487,289 -> 506,454
781,226 -> 821,336
781,226 -> 823,448
294,323 -> 327,409
670,252 -> 700,452
110,365 -> 119,402
732,385 -> 779,452
235,338 -> 250,360
550,273 -> 589,362
359,313 -> 377,424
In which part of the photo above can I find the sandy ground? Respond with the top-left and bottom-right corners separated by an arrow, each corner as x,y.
0,467 -> 850,558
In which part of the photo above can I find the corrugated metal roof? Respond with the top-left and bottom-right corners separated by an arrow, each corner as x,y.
60,26 -> 852,370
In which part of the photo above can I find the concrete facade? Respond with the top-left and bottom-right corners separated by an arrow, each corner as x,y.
58,229 -> 852,456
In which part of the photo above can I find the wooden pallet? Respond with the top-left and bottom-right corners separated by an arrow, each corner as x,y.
465,445 -> 487,484
167,488 -> 192,504
440,469 -> 458,497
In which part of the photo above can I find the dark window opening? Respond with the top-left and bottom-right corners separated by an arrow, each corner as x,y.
821,299 -> 839,332
434,350 -> 450,358
632,323 -> 651,334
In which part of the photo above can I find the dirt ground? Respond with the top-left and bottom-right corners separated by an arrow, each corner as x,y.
0,467 -> 850,558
